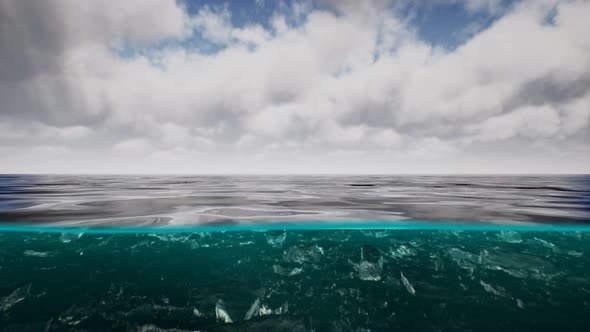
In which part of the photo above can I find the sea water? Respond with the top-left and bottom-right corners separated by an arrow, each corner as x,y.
0,175 -> 589,331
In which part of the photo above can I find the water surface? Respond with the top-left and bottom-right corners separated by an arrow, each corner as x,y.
1,175 -> 588,227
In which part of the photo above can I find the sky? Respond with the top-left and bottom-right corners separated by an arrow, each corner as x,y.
0,0 -> 589,174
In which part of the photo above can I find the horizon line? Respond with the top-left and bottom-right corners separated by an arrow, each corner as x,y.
1,221 -> 590,234
1,172 -> 589,176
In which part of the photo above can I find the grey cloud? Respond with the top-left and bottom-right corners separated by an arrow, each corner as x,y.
0,0 -> 187,82
0,1 -> 68,81
0,0 -> 188,129
505,74 -> 590,110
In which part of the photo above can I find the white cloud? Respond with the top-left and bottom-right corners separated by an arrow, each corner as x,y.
464,0 -> 504,14
191,4 -> 272,47
468,105 -> 561,142
113,138 -> 152,155
559,95 -> 590,136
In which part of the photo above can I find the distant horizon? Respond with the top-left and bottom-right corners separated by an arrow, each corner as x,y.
2,172 -> 588,176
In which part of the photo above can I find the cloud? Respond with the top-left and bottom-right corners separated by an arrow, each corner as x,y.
463,0 -> 504,13
0,0 -> 588,173
190,3 -> 314,48
0,0 -> 188,80
468,105 -> 561,142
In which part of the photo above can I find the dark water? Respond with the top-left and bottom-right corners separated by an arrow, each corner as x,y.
1,230 -> 590,331
0,175 -> 589,331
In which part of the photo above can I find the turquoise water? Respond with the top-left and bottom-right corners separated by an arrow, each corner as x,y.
1,227 -> 589,331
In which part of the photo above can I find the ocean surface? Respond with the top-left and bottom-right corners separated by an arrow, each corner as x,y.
1,175 -> 589,331
1,174 -> 589,227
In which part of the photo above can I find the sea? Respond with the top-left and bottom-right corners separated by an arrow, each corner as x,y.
0,175 -> 589,331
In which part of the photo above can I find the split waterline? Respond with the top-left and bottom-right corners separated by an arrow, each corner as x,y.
1,220 -> 590,234
1,175 -> 588,330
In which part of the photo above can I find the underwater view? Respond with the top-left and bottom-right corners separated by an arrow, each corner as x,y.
1,175 -> 589,331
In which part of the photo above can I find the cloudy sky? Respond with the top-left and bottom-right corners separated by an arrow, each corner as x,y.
0,0 -> 588,174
